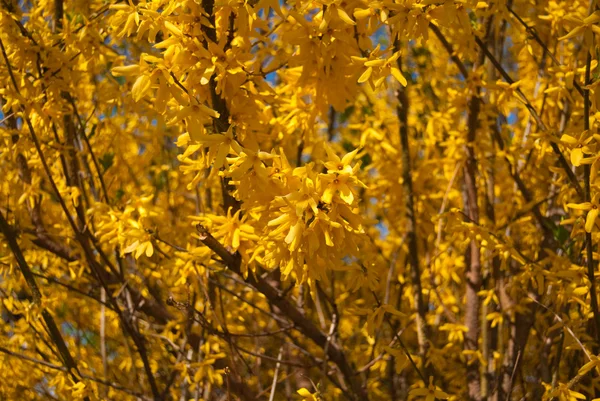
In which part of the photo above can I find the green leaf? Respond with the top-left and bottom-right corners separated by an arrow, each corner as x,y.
154,170 -> 168,191
114,75 -> 127,86
553,225 -> 570,245
594,48 -> 600,80
99,152 -> 115,171
339,106 -> 355,123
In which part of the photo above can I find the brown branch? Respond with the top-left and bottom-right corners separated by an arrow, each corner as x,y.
583,52 -> 600,345
208,277 -> 290,324
461,17 -> 492,400
32,272 -> 112,309
429,25 -> 583,200
0,346 -> 152,400
1,35 -> 162,400
0,212 -> 90,401
504,350 -> 521,401
506,4 -> 584,97
371,292 -> 426,382
200,0 -> 239,214
430,24 -> 561,246
430,26 -> 550,400
392,37 -> 430,371
428,23 -> 469,79
327,106 -> 336,141
66,97 -> 110,203
473,35 -> 584,199
268,347 -> 284,401
196,224 -> 368,400
5,103 -> 78,262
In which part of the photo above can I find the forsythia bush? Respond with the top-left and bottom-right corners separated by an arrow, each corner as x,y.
2,0 -> 600,400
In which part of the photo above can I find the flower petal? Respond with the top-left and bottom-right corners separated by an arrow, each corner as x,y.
571,147 -> 584,166
358,67 -> 373,83
390,66 -> 407,87
585,208 -> 599,232
567,202 -> 592,210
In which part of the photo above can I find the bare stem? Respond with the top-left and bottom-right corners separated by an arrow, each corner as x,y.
392,37 -> 430,370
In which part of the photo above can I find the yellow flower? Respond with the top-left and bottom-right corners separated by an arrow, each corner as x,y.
186,125 -> 241,170
324,146 -> 359,174
320,147 -> 366,205
384,346 -> 410,374
192,208 -> 258,251
297,387 -> 321,401
439,323 -> 469,343
69,381 -> 88,399
112,54 -> 174,104
560,130 -> 599,166
567,193 -> 600,233
283,176 -> 319,217
352,45 -> 408,88
409,377 -> 449,401
321,173 -> 355,204
227,147 -> 275,180
578,354 -> 600,376
122,239 -> 155,259
548,383 -> 587,401
558,11 -> 600,48
175,102 -> 222,140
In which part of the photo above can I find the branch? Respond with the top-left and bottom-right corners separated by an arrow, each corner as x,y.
428,23 -> 469,78
392,37 -> 430,370
0,346 -> 152,400
371,292 -> 426,382
429,25 -> 583,200
0,35 -> 162,400
196,224 -> 368,400
463,55 -> 483,401
0,212 -> 90,401
429,24 -> 562,245
506,4 -> 584,97
473,35 -> 584,199
200,0 -> 238,213
268,347 -> 284,401
583,51 -> 600,345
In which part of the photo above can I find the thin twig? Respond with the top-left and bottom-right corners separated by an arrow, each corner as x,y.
473,35 -> 584,199
268,347 -> 285,401
506,4 -> 584,97
504,350 -> 521,401
0,346 -> 151,400
196,224 -> 367,400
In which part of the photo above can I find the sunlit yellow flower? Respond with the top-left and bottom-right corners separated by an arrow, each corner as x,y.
192,208 -> 259,251
324,146 -> 359,174
352,45 -> 408,88
297,387 -> 321,401
558,11 -> 600,48
567,193 -> 600,233
560,130 -> 599,166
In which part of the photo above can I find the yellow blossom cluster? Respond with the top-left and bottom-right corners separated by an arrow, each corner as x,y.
3,0 -> 600,400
